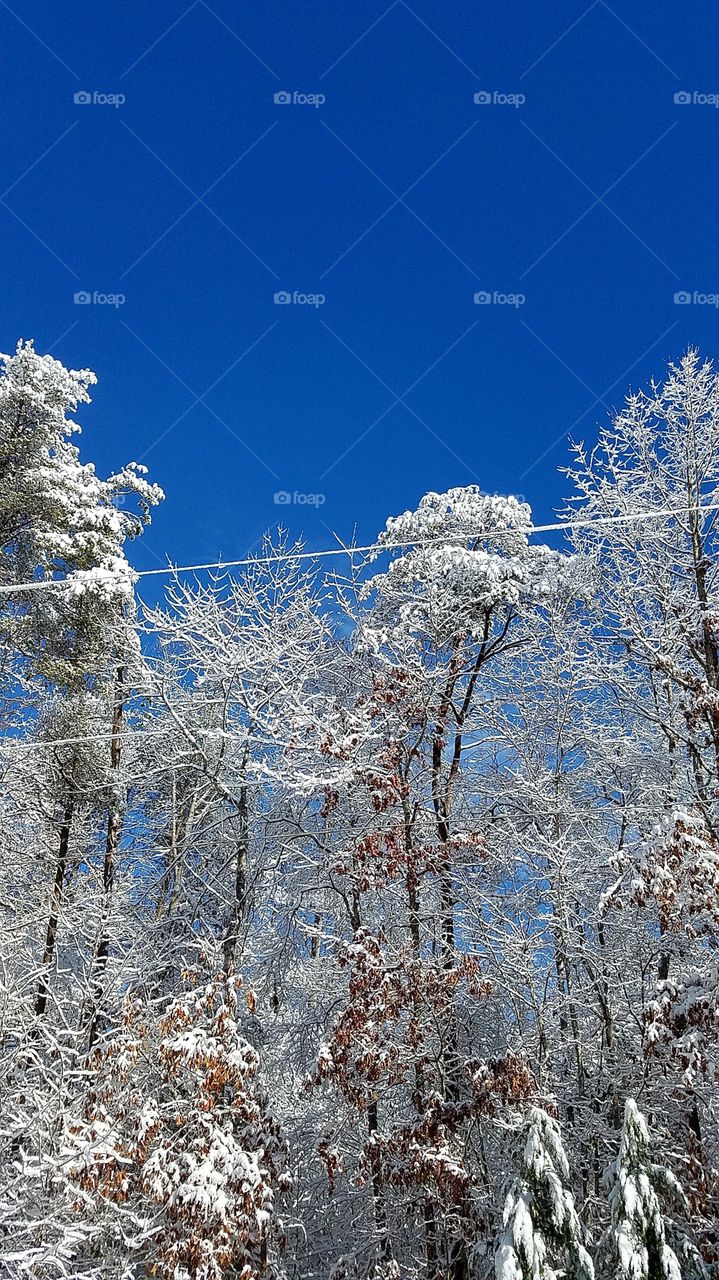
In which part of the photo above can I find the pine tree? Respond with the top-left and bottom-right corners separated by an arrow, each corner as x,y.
598,1099 -> 690,1280
0,338 -> 163,688
496,1106 -> 594,1280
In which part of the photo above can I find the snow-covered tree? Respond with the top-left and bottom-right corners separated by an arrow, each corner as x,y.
597,1099 -> 697,1280
496,1106 -> 594,1280
65,963 -> 291,1280
0,338 -> 163,688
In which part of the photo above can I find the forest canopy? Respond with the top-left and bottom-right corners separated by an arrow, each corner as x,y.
0,339 -> 717,1280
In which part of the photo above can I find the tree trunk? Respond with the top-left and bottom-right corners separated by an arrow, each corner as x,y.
33,795 -> 74,1022
367,1098 -> 391,1265
402,789 -> 439,1277
222,783 -> 248,975
88,665 -> 125,1051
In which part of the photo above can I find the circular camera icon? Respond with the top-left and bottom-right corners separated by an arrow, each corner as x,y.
474,90 -> 492,104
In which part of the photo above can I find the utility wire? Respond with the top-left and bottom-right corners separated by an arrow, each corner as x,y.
1,497 -> 717,757
1,726 -> 171,753
0,724 -> 292,757
0,499 -> 717,596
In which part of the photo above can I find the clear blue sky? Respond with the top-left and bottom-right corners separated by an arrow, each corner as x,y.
3,1 -> 718,583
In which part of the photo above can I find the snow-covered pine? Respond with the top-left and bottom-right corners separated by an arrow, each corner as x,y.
496,1106 -> 594,1280
366,487 -> 582,644
0,340 -> 163,684
597,1099 -> 693,1280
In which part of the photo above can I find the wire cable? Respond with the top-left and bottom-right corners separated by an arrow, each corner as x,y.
0,499 -> 717,596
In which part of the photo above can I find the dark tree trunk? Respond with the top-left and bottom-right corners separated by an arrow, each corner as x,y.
33,795 -> 74,1022
222,783 -> 248,975
88,665 -> 125,1051
367,1098 -> 391,1265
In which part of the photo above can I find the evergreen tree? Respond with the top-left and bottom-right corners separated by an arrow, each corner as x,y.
598,1099 -> 690,1280
496,1107 -> 594,1280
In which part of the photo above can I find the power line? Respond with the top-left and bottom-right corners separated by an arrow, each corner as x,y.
0,497 -> 716,757
1,726 -> 168,754
0,499 -> 717,597
0,724 -> 290,757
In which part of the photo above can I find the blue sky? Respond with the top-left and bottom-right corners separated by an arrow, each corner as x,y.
3,1 -> 719,584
